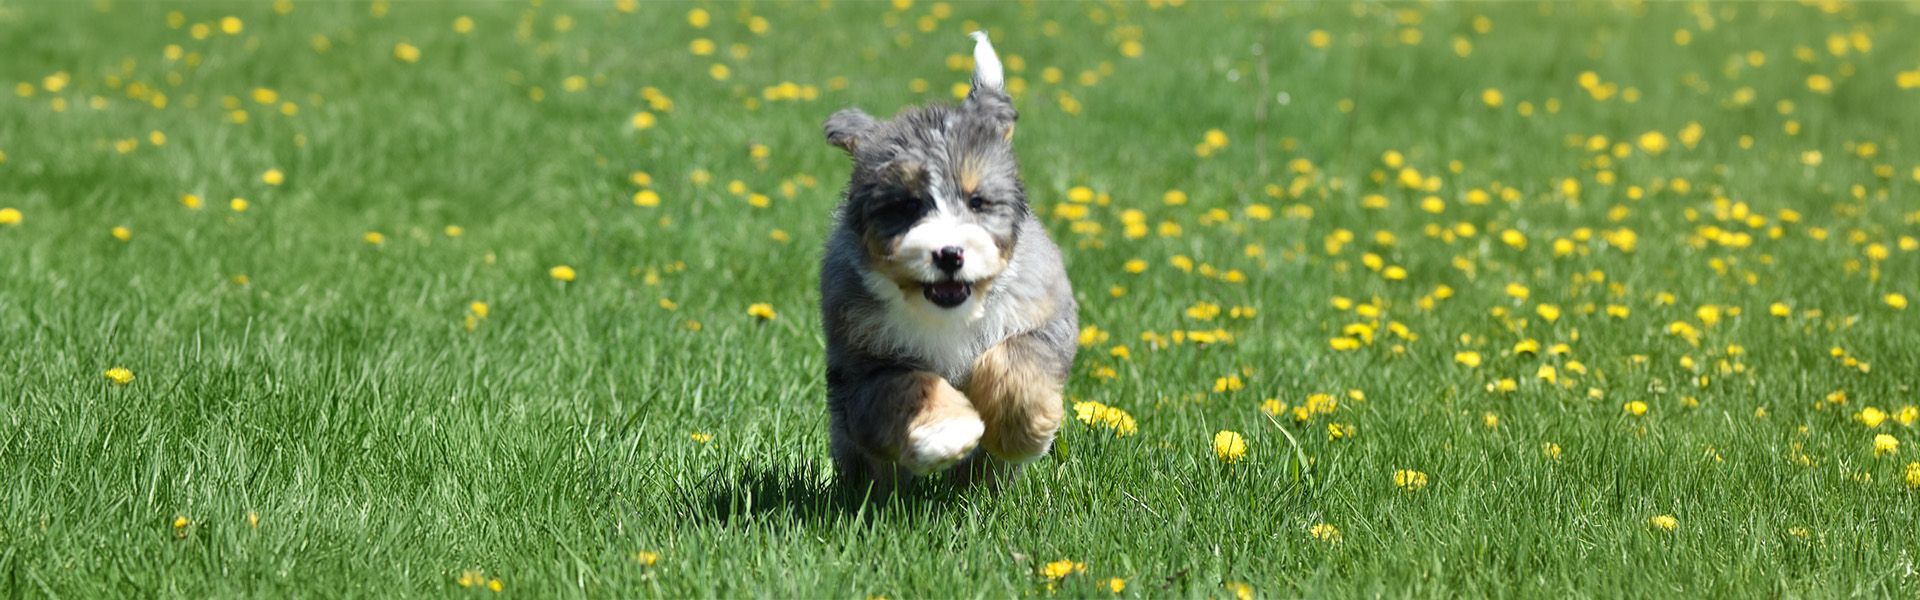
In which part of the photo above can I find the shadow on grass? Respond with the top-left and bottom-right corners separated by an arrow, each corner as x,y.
688,462 -> 967,527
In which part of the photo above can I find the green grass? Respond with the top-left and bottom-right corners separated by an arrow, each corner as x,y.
4,0 -> 1920,597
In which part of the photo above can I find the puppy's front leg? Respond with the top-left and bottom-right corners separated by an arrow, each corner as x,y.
966,335 -> 1067,465
833,368 -> 984,484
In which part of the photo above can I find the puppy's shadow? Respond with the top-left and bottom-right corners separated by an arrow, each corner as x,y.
688,463 -> 961,527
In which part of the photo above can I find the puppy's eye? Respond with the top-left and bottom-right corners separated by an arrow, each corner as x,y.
871,196 -> 921,219
967,195 -> 987,211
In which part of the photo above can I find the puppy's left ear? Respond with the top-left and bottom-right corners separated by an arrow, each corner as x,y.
824,108 -> 878,154
964,31 -> 1016,140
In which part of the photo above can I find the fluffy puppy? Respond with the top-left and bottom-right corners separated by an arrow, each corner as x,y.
819,32 -> 1077,495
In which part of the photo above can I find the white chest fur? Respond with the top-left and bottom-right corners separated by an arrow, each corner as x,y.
856,268 -> 1033,386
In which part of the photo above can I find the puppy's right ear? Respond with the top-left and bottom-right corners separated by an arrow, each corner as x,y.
824,108 -> 878,154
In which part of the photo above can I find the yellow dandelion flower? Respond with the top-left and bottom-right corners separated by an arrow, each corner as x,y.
1212,430 -> 1247,463
1393,469 -> 1429,491
747,303 -> 777,320
1310,523 -> 1342,544
230,198 -> 249,212
1259,399 -> 1285,417
1040,560 -> 1086,580
1638,131 -> 1669,155
1327,422 -> 1353,441
1481,88 -> 1503,107
469,301 -> 489,319
1454,351 -> 1482,368
634,190 -> 661,207
1887,293 -> 1909,310
1905,462 -> 1920,489
1505,282 -> 1530,300
549,265 -> 576,282
631,111 -> 656,129
1874,433 -> 1899,457
1858,407 -> 1887,429
1107,578 -> 1126,593
1225,582 -> 1254,600
1624,400 -> 1649,416
709,64 -> 731,81
111,226 -> 131,242
635,551 -> 660,566
687,8 -> 710,28
1536,304 -> 1562,322
690,431 -> 714,444
1203,129 -> 1229,149
104,367 -> 135,385
1649,514 -> 1677,531
1482,412 -> 1499,429
487,579 -> 502,593
261,168 -> 284,186
1806,74 -> 1833,94
0,207 -> 20,226
363,231 -> 386,245
1542,442 -> 1563,460
393,42 -> 421,63
219,16 -> 243,34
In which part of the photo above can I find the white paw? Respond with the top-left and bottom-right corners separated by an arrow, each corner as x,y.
902,418 -> 984,475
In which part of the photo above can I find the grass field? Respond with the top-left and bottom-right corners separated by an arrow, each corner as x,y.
4,0 -> 1920,597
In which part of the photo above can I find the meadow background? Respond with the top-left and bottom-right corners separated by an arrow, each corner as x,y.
3,0 -> 1920,597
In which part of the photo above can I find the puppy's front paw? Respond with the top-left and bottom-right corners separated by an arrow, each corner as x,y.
902,417 -> 984,475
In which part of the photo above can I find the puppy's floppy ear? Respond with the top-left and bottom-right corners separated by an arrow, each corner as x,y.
824,108 -> 879,154
964,31 -> 1017,140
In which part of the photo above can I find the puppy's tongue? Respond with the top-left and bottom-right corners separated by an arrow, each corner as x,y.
923,281 -> 971,308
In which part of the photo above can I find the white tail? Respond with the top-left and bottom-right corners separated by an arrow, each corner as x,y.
969,31 -> 1004,91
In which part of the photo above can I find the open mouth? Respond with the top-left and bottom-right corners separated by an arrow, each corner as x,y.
921,281 -> 972,308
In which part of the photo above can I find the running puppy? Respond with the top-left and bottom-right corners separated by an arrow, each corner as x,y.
819,32 -> 1077,494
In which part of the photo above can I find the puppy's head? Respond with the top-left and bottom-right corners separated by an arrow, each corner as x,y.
826,32 -> 1023,313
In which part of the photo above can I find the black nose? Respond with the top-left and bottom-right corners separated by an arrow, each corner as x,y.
932,246 -> 965,273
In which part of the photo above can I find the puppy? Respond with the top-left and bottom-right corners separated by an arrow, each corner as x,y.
819,32 -> 1078,495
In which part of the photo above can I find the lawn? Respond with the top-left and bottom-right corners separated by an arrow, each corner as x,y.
3,0 -> 1919,597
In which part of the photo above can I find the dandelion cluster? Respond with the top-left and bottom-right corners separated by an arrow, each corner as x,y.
1072,400 -> 1137,437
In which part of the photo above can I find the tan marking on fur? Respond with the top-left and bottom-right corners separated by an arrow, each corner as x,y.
911,373 -> 980,430
1004,123 -> 1015,141
865,233 -> 919,291
966,339 -> 1064,461
892,161 -> 927,190
958,160 -> 982,197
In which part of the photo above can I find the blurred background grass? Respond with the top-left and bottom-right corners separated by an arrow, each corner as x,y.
1,0 -> 1917,596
